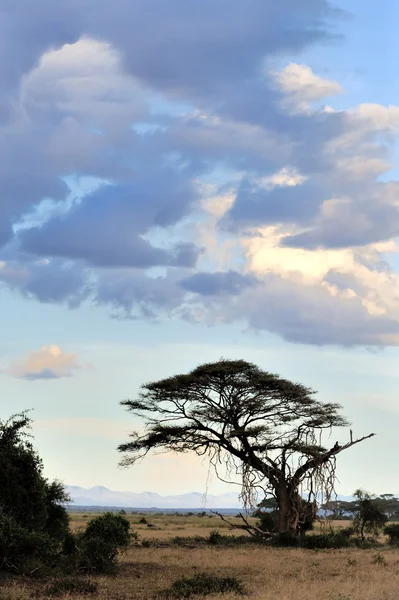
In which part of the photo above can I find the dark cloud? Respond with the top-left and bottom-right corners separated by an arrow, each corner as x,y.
0,255 -> 90,307
224,180 -> 323,229
82,0 -> 340,99
180,271 -> 254,296
19,178 -> 201,269
93,269 -> 185,319
281,183 -> 399,250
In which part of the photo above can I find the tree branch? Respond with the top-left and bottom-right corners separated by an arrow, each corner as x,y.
211,511 -> 272,540
291,433 -> 376,484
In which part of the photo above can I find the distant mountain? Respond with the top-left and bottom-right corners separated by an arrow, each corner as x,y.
65,486 -> 242,509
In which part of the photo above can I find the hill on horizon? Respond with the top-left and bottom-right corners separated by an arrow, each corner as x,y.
65,485 -> 243,509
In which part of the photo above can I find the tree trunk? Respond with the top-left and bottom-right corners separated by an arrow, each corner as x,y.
276,486 -> 296,537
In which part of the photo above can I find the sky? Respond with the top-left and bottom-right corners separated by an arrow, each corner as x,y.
1,0 -> 399,500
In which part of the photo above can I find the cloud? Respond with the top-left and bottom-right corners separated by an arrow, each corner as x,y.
2,1 -> 399,347
181,271 -> 254,296
273,62 -> 343,111
19,182 -> 201,269
5,345 -> 87,380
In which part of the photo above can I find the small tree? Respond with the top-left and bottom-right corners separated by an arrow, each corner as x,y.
0,411 -> 70,573
352,490 -> 387,539
64,513 -> 132,574
118,360 -> 375,537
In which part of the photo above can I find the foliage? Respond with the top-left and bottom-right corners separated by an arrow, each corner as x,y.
119,360 -> 373,537
383,523 -> 399,545
0,508 -> 57,575
0,412 -> 70,540
352,490 -> 387,539
255,496 -> 315,535
62,513 -> 132,574
84,512 -> 131,548
0,413 -> 70,574
160,573 -> 246,598
322,494 -> 399,522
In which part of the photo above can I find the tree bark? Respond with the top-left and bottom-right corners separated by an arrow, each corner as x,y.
276,485 -> 295,536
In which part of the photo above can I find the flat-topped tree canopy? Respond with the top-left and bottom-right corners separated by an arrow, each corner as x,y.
118,359 -> 375,536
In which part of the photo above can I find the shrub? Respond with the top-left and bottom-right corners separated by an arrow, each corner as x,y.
257,511 -> 279,534
0,413 -> 70,576
207,530 -> 222,545
384,523 -> 399,545
61,513 -> 132,575
301,532 -> 351,549
41,577 -> 98,597
161,573 -> 246,598
84,512 -> 131,548
0,508 -> 57,575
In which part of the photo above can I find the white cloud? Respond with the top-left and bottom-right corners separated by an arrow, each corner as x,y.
273,63 -> 343,111
21,37 -> 147,134
5,345 -> 88,380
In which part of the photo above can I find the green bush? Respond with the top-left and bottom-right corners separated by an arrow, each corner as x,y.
84,512 -> 131,548
161,573 -> 246,598
257,511 -> 279,534
61,513 -> 132,574
0,413 -> 70,575
384,523 -> 399,545
0,508 -> 57,575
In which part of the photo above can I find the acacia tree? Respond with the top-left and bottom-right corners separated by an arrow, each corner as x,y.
118,360 -> 375,537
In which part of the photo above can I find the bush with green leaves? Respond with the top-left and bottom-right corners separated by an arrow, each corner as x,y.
0,413 -> 70,544
62,512 -> 132,574
0,508 -> 57,575
161,573 -> 246,599
0,412 -> 70,574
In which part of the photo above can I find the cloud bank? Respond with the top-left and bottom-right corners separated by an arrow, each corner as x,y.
1,1 -> 399,346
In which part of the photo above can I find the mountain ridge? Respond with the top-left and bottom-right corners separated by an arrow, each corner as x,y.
65,485 -> 242,508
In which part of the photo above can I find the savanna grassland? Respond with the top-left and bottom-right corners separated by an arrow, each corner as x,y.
2,512 -> 399,600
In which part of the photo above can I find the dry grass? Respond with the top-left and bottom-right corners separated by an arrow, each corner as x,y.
2,514 -> 399,600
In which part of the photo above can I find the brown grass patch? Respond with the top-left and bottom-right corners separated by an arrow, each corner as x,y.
5,514 -> 399,599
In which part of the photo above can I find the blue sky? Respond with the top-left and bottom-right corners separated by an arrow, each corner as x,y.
1,0 -> 399,499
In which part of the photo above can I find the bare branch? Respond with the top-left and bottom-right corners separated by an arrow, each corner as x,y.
211,511 -> 272,540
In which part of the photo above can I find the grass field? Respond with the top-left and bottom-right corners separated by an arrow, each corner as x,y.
1,513 -> 398,600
